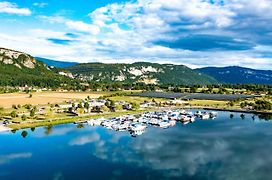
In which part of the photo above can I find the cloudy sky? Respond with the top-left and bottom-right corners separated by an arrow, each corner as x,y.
0,0 -> 272,69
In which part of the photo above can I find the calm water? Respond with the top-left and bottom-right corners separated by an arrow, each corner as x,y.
1,110 -> 272,180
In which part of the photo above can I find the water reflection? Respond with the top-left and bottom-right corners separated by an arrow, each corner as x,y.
0,153 -> 32,165
21,130 -> 28,138
44,125 -> 53,136
1,110 -> 272,180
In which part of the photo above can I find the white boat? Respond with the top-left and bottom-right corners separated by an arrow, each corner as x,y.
138,117 -> 148,123
201,113 -> 210,120
180,115 -> 191,122
159,120 -> 171,129
87,119 -> 96,126
182,121 -> 190,125
169,120 -> 176,126
194,111 -> 202,117
87,118 -> 104,126
188,116 -> 195,122
170,112 -> 180,120
209,112 -> 218,119
149,118 -> 160,125
102,120 -> 116,129
129,123 -> 147,136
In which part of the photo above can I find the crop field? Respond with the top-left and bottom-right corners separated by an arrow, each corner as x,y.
0,92 -> 106,108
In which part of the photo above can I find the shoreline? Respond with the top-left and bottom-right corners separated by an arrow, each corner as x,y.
200,107 -> 272,115
3,106 -> 271,132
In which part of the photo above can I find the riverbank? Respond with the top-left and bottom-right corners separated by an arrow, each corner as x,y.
3,105 -> 272,131
203,107 -> 272,115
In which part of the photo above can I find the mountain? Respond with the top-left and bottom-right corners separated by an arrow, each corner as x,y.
0,48 -> 77,87
35,57 -> 78,68
196,66 -> 272,85
66,62 -> 218,85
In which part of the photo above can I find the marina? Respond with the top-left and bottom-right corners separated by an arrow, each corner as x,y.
77,109 -> 218,137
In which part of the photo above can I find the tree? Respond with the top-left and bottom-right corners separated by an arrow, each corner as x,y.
228,101 -> 235,107
30,108 -> 36,117
101,105 -> 109,112
190,86 -> 197,93
132,102 -> 140,110
77,103 -> 83,108
29,94 -> 33,98
77,108 -> 85,115
21,114 -> 27,121
84,102 -> 90,110
10,111 -> 18,118
24,104 -> 32,110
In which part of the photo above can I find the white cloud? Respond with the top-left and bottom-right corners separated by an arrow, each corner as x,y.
0,0 -> 272,69
39,15 -> 100,34
65,21 -> 100,34
0,2 -> 31,16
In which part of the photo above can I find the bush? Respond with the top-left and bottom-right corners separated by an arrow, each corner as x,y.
10,111 -> 18,118
21,114 -> 27,121
30,108 -> 36,117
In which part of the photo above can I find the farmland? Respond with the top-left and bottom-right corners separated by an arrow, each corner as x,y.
0,91 -> 107,108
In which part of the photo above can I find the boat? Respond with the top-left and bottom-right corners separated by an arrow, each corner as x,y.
169,120 -> 176,126
87,117 -> 104,126
149,118 -> 160,125
194,111 -> 202,117
129,123 -> 147,136
180,115 -> 191,122
209,112 -> 217,119
158,120 -> 171,129
138,117 -> 148,123
188,116 -> 195,122
201,113 -> 210,120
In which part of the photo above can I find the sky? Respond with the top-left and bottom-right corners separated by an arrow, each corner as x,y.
0,0 -> 272,69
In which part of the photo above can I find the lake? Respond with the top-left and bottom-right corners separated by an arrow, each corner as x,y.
1,110 -> 272,180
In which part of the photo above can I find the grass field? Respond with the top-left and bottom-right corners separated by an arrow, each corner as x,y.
188,100 -> 228,107
108,96 -> 166,104
0,91 -> 106,108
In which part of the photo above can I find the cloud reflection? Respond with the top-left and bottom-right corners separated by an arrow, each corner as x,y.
69,132 -> 100,146
86,118 -> 272,179
0,153 -> 32,165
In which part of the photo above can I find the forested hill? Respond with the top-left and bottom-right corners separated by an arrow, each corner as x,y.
66,62 -> 218,85
197,66 -> 272,85
0,48 -> 78,87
